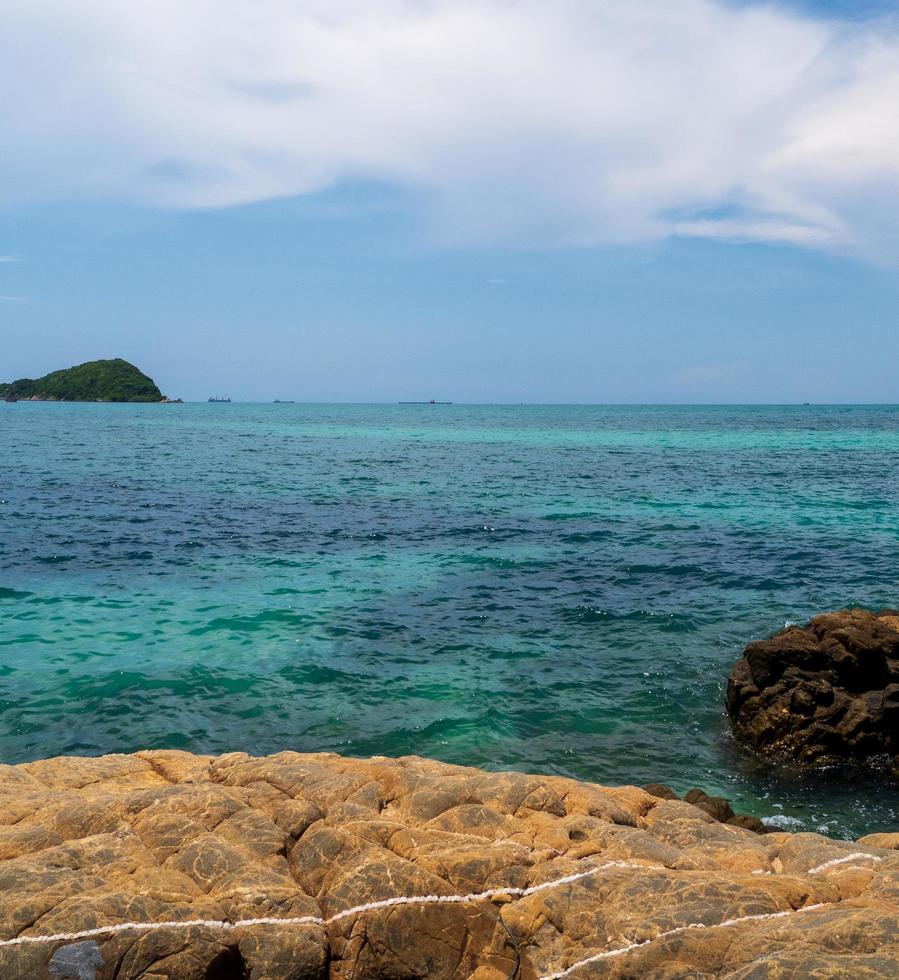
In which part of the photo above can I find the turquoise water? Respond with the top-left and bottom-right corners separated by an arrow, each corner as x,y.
1,402 -> 897,838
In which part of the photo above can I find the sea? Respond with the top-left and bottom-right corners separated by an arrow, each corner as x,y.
1,402 -> 897,838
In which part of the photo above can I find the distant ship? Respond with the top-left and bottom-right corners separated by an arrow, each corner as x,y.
398,400 -> 453,405
208,395 -> 231,403
3,395 -> 17,403
273,399 -> 295,403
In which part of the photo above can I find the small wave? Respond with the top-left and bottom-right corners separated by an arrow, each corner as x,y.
558,606 -> 696,631
543,511 -> 597,521
559,531 -> 612,543
763,814 -> 806,831
616,563 -> 707,578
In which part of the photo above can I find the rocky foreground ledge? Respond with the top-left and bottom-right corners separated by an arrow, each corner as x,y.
1,752 -> 898,979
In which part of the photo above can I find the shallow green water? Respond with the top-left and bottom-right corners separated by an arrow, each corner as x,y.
1,402 -> 897,837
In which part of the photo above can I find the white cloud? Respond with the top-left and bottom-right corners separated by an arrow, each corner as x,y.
0,255 -> 21,263
2,0 -> 899,257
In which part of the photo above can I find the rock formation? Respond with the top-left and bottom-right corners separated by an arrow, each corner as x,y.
726,608 -> 899,771
643,784 -> 768,835
1,750 -> 898,978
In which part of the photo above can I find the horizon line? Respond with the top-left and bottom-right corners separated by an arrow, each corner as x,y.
9,400 -> 899,408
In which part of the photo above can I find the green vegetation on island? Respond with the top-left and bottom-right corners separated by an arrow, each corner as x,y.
0,359 -> 167,402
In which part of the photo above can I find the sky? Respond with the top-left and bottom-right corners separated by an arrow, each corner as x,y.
1,0 -> 899,403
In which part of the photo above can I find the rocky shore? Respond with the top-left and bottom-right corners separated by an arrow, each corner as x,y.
1,750 -> 897,978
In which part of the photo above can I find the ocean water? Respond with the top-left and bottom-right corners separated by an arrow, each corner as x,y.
1,402 -> 897,838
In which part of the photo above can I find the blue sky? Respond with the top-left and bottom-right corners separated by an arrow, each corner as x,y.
760,0 -> 898,14
2,0 -> 899,402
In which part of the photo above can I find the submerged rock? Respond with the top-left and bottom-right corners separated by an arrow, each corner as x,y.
727,608 -> 899,771
643,784 -> 769,834
0,750 -> 898,978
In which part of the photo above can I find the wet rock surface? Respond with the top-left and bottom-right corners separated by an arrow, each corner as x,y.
643,784 -> 769,835
727,608 -> 899,771
0,750 -> 896,978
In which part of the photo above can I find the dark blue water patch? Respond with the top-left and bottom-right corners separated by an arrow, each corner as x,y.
0,588 -> 34,601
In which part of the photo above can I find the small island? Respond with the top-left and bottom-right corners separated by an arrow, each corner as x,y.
0,358 -> 171,403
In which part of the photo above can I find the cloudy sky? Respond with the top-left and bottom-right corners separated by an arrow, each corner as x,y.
2,0 -> 899,401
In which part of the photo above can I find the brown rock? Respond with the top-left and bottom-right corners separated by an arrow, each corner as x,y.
642,782 -> 678,801
683,788 -> 736,823
0,750 -> 896,978
727,608 -> 899,770
858,833 -> 899,850
643,785 -> 769,835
